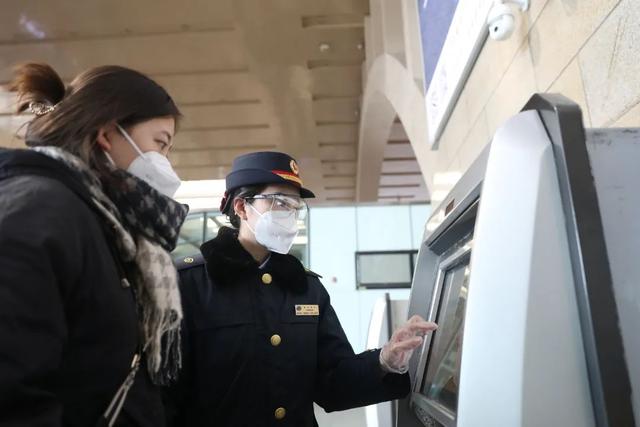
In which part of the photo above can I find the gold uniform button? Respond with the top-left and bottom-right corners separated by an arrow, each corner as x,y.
270,334 -> 282,347
274,407 -> 286,420
183,257 -> 194,264
261,273 -> 273,285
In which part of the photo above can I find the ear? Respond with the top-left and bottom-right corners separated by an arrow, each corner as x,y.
95,122 -> 116,151
233,198 -> 249,221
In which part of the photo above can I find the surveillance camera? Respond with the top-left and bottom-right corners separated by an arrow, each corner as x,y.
487,0 -> 528,41
487,3 -> 516,41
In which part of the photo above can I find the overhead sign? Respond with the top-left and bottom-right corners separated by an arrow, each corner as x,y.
422,0 -> 493,149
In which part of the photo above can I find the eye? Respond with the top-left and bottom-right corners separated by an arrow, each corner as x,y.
155,139 -> 169,150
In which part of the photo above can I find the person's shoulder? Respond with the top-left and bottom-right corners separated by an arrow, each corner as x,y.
174,252 -> 206,271
304,267 -> 323,279
174,253 -> 211,307
0,174 -> 90,223
303,267 -> 330,299
2,174 -> 77,203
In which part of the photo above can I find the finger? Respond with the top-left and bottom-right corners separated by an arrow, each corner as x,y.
392,328 -> 413,340
391,336 -> 423,353
405,321 -> 438,335
391,322 -> 436,343
390,339 -> 422,355
407,315 -> 425,324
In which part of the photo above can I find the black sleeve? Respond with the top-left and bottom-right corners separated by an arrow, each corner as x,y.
313,282 -> 410,412
0,177 -> 84,426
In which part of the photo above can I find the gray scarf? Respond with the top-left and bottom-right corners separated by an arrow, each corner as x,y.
32,146 -> 186,385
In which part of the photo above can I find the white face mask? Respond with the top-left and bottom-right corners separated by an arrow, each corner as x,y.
246,203 -> 298,254
113,124 -> 182,198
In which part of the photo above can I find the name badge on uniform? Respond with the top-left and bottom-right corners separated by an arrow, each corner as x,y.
295,304 -> 319,316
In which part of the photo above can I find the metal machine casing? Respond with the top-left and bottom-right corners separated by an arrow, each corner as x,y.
397,94 -> 638,427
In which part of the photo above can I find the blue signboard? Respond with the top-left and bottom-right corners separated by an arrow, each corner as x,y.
417,0 -> 460,91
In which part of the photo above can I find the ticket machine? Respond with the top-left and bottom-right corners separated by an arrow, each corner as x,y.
397,94 -> 639,427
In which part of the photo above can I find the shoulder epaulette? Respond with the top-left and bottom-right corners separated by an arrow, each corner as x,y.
174,253 -> 205,270
304,268 -> 323,279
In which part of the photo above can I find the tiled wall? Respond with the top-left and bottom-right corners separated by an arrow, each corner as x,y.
431,0 -> 638,182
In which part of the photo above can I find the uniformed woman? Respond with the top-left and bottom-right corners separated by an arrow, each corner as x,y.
166,151 -> 436,426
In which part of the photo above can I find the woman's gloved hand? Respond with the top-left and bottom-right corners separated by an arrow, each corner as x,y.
379,315 -> 438,374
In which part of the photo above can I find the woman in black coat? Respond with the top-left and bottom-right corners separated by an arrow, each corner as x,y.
165,151 -> 437,426
0,63 -> 187,426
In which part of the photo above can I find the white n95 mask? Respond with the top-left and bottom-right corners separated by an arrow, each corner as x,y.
247,203 -> 298,254
116,124 -> 181,198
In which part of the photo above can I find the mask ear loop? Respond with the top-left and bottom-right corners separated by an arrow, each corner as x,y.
243,199 -> 262,236
103,151 -> 117,167
116,124 -> 146,159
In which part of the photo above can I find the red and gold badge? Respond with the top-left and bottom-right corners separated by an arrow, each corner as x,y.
290,159 -> 300,175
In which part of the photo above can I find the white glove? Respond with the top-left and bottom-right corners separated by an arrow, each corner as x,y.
380,315 -> 438,374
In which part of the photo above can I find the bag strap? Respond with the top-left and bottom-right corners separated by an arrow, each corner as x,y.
99,353 -> 141,427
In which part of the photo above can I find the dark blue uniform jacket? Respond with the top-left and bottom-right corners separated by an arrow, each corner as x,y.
165,226 -> 409,426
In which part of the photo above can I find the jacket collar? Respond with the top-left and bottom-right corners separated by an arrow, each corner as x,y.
200,226 -> 308,293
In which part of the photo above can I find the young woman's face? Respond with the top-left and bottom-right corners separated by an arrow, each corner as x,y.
99,116 -> 175,169
238,183 -> 303,240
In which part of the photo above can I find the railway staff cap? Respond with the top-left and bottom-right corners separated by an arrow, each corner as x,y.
220,151 -> 315,214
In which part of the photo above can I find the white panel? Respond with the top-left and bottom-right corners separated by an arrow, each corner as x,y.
356,205 -> 412,251
587,128 -> 640,421
458,111 -> 594,426
308,207 -> 361,347
310,205 -> 415,355
410,204 -> 431,249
